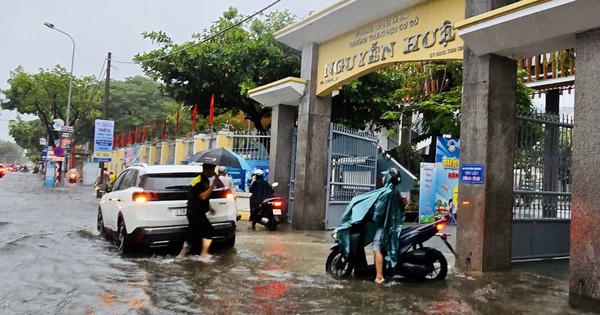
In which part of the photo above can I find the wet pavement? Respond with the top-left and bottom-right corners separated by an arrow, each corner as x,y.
0,171 -> 598,314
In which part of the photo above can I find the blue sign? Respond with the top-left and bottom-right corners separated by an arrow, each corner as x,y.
459,164 -> 484,184
93,119 -> 114,162
44,162 -> 56,187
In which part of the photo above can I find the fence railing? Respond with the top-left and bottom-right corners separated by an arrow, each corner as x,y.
229,130 -> 271,160
514,110 -> 573,219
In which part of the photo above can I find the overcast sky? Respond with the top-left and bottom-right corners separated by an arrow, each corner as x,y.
0,0 -> 337,142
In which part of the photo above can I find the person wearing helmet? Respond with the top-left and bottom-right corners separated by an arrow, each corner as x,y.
248,169 -> 273,230
333,167 -> 404,284
218,166 -> 235,196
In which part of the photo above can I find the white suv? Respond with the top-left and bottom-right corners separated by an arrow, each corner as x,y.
97,163 -> 238,255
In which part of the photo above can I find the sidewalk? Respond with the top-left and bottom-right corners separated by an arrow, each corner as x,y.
252,221 -> 596,314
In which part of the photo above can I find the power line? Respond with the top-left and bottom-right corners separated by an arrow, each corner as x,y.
90,58 -> 107,102
111,0 -> 282,64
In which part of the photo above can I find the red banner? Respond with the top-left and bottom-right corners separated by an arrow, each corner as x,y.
142,125 -> 147,142
209,94 -> 215,125
128,131 -> 132,145
152,120 -> 157,139
162,118 -> 167,139
134,127 -> 139,144
192,104 -> 197,132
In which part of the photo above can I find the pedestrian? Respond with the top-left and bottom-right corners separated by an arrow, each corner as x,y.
218,166 -> 235,196
109,172 -> 116,189
178,163 -> 223,261
248,169 -> 273,230
334,168 -> 404,284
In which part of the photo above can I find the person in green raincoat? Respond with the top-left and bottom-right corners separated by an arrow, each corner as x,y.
333,168 -> 405,284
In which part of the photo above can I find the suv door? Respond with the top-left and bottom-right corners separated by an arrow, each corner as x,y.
101,170 -> 133,230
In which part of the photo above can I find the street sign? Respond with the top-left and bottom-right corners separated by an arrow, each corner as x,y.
459,164 -> 484,184
53,146 -> 65,157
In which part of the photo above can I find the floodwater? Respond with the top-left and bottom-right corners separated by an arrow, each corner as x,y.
0,172 -> 596,314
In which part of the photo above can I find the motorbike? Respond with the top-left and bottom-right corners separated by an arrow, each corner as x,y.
68,172 -> 79,183
326,215 -> 455,282
253,182 -> 284,231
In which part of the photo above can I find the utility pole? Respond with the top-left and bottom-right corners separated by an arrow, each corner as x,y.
98,52 -> 111,187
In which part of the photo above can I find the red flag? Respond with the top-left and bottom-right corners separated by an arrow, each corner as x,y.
175,109 -> 180,134
121,133 -> 125,147
113,135 -> 117,148
162,118 -> 167,139
134,127 -> 139,144
209,94 -> 215,125
151,120 -> 157,139
192,104 -> 198,132
128,131 -> 132,145
142,125 -> 147,142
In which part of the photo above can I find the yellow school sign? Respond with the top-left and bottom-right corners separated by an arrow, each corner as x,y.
316,0 -> 465,96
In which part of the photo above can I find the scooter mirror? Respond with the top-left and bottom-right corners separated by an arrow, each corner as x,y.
272,182 -> 279,188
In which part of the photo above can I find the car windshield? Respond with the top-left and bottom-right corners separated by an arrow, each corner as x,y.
142,172 -> 201,190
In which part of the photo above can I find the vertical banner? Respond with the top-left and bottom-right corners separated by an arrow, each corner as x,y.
418,162 -> 437,223
93,119 -> 115,162
435,137 -> 460,222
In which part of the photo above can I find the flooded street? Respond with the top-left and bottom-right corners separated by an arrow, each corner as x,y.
0,172 -> 595,314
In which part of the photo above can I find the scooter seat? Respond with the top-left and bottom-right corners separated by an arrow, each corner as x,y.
400,225 -> 419,235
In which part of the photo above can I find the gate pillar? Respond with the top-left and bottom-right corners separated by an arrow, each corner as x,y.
268,104 -> 297,220
293,43 -> 332,230
569,27 -> 600,310
456,0 -> 518,272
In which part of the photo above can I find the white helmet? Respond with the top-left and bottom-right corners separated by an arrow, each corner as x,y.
253,169 -> 264,176
218,166 -> 227,174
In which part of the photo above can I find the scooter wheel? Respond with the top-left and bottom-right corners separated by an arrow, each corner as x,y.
423,249 -> 448,281
326,246 -> 353,279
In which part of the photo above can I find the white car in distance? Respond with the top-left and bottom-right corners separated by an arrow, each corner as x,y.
97,163 -> 238,255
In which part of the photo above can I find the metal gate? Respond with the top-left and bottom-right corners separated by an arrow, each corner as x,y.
325,123 -> 378,229
512,110 -> 573,260
288,127 -> 297,224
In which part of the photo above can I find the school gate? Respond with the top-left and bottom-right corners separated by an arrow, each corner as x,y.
287,124 -> 378,229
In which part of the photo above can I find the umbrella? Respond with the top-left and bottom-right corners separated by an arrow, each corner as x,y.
188,147 -> 251,170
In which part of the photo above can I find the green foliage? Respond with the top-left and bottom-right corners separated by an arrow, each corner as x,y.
8,117 -> 45,161
0,140 -> 25,163
134,8 -> 301,131
1,65 -> 102,147
332,68 -> 406,132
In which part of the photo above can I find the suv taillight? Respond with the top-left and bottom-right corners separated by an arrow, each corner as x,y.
132,191 -> 158,203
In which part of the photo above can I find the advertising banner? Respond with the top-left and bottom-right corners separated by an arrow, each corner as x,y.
418,162 -> 437,223
434,137 -> 460,222
93,120 -> 115,162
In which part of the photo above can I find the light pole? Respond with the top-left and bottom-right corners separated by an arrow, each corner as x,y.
44,22 -> 75,172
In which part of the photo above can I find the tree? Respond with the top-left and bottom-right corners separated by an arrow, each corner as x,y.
1,65 -> 102,147
379,62 -> 534,162
331,68 -> 406,132
8,117 -> 46,162
134,8 -> 301,131
0,140 -> 25,164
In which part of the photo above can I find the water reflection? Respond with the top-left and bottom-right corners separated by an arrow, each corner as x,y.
251,235 -> 292,314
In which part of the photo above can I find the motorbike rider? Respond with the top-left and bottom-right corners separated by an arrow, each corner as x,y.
333,168 -> 404,284
248,169 -> 273,230
218,166 -> 235,196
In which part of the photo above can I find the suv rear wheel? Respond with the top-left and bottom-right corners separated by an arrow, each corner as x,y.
117,220 -> 135,255
223,235 -> 236,248
97,207 -> 109,239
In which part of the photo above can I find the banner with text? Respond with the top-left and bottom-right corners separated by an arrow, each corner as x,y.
434,137 -> 460,221
93,120 -> 114,162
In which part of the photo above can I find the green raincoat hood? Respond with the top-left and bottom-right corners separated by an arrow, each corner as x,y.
333,172 -> 405,270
